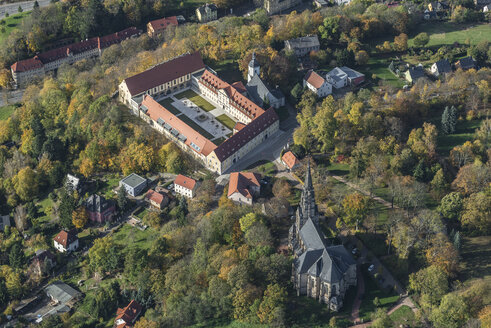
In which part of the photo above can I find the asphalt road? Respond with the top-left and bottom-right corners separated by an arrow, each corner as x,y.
0,0 -> 50,18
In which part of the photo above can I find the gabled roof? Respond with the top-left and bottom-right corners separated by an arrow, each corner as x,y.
145,189 -> 166,204
11,57 -> 43,73
234,122 -> 246,132
86,194 -> 114,214
282,151 -> 300,169
228,172 -> 261,198
285,35 -> 320,50
45,281 -> 81,304
457,56 -> 475,70
433,59 -> 451,73
246,74 -> 273,106
299,218 -> 326,250
141,95 -> 217,156
213,107 -> 279,162
407,66 -> 425,79
304,70 -> 326,89
124,52 -> 205,96
200,69 -> 265,120
339,66 -> 365,79
53,230 -> 78,248
175,174 -> 197,190
231,81 -> 247,94
116,300 -> 142,324
327,67 -> 348,82
148,16 -> 178,31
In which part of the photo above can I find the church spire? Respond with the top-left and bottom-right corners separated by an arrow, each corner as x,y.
304,159 -> 313,190
299,158 -> 318,225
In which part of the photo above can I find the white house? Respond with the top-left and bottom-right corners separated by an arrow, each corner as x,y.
53,230 -> 79,253
303,70 -> 332,98
120,173 -> 148,197
174,174 -> 197,199
326,67 -> 348,89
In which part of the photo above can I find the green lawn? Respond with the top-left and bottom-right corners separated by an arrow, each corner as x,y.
437,119 -> 482,156
359,271 -> 399,322
408,22 -> 491,48
216,114 -> 236,130
0,12 -> 30,43
174,89 -> 215,112
361,57 -> 406,88
134,207 -> 149,220
390,305 -> 416,327
212,136 -> 227,145
97,174 -> 121,199
35,197 -> 55,225
158,97 -> 182,115
112,223 -> 158,250
0,104 -> 18,120
460,236 -> 491,282
326,162 -> 350,176
178,113 -> 215,140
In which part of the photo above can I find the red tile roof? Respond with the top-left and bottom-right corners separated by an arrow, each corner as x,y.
228,172 -> 261,199
11,57 -> 43,73
124,52 -> 205,96
148,16 -> 178,32
214,107 -> 279,162
145,189 -> 165,205
304,70 -> 326,89
116,300 -> 142,325
282,151 -> 300,169
141,95 -> 217,156
174,174 -> 197,190
53,230 -> 77,248
234,122 -> 246,132
11,27 -> 140,73
231,81 -> 247,94
199,69 -> 264,120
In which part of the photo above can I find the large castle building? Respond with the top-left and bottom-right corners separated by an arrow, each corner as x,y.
120,52 -> 280,175
289,163 -> 357,311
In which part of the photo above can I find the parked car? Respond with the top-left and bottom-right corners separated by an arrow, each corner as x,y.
368,264 -> 375,272
167,183 -> 174,190
351,248 -> 358,255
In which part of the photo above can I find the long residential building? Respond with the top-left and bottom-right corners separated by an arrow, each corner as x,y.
118,52 -> 206,108
11,27 -> 141,87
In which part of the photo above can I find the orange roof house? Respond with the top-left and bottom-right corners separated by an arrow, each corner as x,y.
115,300 -> 142,327
228,172 -> 261,205
174,174 -> 198,198
282,151 -> 300,170
53,230 -> 79,252
147,16 -> 178,37
144,189 -> 168,209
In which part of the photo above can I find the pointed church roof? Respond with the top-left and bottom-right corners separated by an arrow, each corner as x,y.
249,52 -> 260,68
304,160 -> 313,190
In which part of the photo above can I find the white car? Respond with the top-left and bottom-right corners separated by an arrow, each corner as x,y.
368,264 -> 375,273
351,248 -> 358,255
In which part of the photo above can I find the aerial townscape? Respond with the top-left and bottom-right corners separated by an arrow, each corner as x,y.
0,0 -> 490,326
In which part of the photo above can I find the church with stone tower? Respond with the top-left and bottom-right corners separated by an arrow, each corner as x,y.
245,53 -> 285,109
289,162 -> 357,311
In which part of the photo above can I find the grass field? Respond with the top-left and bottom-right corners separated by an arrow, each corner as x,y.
178,113 -> 215,140
408,23 -> 491,48
0,12 -> 30,43
213,59 -> 243,84
361,57 -> 406,88
460,236 -> 491,282
390,305 -> 416,327
112,223 -> 158,250
175,89 -> 215,112
158,97 -> 182,115
437,119 -> 482,156
0,104 -> 18,120
216,114 -> 236,130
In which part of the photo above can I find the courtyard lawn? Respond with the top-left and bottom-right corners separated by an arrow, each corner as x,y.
174,89 -> 215,112
362,57 -> 406,88
408,22 -> 491,48
97,174 -> 120,199
158,97 -> 182,115
460,236 -> 491,282
0,104 -> 18,120
178,113 -> 215,140
0,11 -> 30,43
212,136 -> 227,145
213,59 -> 243,84
216,114 -> 236,130
437,119 -> 482,156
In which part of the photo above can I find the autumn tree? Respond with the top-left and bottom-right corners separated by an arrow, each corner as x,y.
409,265 -> 448,308
342,192 -> 372,231
393,33 -> 408,52
430,293 -> 469,328
12,167 -> 38,201
272,179 -> 292,199
413,32 -> 429,48
460,190 -> 491,235
438,192 -> 463,220
452,162 -> 491,195
257,283 -> 287,324
425,233 -> 459,277
72,207 -> 88,229
239,212 -> 259,233
89,236 -> 119,275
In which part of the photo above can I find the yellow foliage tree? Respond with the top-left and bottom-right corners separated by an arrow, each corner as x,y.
72,207 -> 89,229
